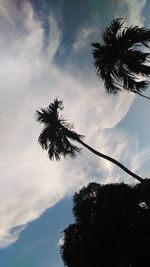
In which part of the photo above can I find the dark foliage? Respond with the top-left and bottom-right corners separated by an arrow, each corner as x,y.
61,182 -> 150,267
92,18 -> 150,96
35,98 -> 83,160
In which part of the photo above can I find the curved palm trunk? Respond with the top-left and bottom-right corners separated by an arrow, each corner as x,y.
77,139 -> 144,183
114,81 -> 150,100
132,91 -> 150,100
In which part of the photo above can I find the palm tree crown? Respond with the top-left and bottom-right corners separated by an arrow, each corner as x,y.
35,99 -> 83,160
92,18 -> 150,97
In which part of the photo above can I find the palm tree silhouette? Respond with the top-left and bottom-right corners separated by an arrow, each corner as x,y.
36,98 -> 145,183
92,18 -> 150,100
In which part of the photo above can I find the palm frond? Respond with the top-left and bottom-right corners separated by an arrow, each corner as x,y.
48,142 -> 61,161
38,126 -> 50,150
102,18 -> 124,47
119,25 -> 150,48
48,98 -> 63,115
35,109 -> 50,124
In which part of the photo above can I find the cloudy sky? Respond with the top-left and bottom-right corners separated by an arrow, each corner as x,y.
0,0 -> 150,266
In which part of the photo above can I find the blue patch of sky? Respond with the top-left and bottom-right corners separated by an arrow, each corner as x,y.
29,0 -> 52,48
53,0 -> 117,67
29,0 -> 118,68
0,197 -> 73,267
142,0 -> 150,26
117,96 -> 150,148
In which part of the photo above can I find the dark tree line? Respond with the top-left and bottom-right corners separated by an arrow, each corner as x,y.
61,182 -> 150,267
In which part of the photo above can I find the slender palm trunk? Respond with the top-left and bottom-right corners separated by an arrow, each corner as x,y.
77,139 -> 144,183
114,81 -> 150,100
132,91 -> 150,100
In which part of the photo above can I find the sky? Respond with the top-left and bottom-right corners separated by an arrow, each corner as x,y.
0,0 -> 150,266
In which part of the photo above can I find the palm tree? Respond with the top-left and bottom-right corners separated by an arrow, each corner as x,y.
35,99 -> 83,160
92,18 -> 150,100
35,98 -> 145,183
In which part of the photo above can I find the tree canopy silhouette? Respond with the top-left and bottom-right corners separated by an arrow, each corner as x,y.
35,98 -> 145,183
92,18 -> 150,100
61,182 -> 150,267
35,99 -> 83,160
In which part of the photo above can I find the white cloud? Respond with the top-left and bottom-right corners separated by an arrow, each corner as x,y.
0,225 -> 26,249
114,0 -> 146,25
46,15 -> 62,61
73,26 -> 97,51
58,237 -> 64,247
126,0 -> 146,25
0,0 -> 149,248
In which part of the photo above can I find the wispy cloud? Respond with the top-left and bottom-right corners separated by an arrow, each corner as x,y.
73,26 -> 97,51
0,225 -> 26,248
0,0 -> 149,248
114,0 -> 146,25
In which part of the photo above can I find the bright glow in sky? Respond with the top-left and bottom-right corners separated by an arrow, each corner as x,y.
0,0 -> 150,266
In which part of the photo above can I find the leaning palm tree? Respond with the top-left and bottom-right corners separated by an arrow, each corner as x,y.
92,18 -> 150,100
35,98 -> 145,183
